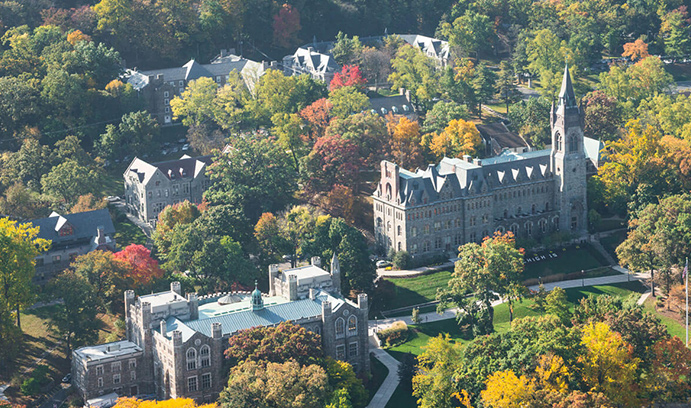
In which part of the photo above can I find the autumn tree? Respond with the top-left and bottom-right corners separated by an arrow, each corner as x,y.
114,244 -> 163,287
526,29 -> 578,99
254,212 -> 291,264
388,45 -> 439,110
599,57 -> 673,111
113,397 -> 215,408
388,116 -> 426,169
71,250 -> 129,314
330,65 -> 367,91
220,360 -> 329,408
661,7 -> 691,57
300,98 -> 333,141
622,38 -> 650,62
412,334 -> 463,408
272,4 -> 301,49
325,358 -> 368,408
303,134 -> 363,194
170,77 -> 218,127
426,119 -> 482,160
328,86 -> 369,119
583,91 -> 621,141
70,194 -> 107,214
648,337 -> 691,401
422,101 -> 469,134
481,370 -> 536,407
441,10 -> 494,57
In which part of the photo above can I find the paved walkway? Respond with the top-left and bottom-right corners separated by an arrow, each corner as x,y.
366,348 -> 401,408
377,259 -> 456,278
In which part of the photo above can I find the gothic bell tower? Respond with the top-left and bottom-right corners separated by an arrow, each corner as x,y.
550,64 -> 587,236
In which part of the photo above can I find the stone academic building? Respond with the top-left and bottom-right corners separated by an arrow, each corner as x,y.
373,65 -> 588,256
72,256 -> 369,403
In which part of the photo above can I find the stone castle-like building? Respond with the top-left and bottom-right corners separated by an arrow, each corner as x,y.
373,65 -> 588,255
72,256 -> 369,404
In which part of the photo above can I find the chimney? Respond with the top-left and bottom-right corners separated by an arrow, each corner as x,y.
309,288 -> 316,300
463,155 -> 471,163
156,74 -> 164,81
399,87 -> 405,95
179,167 -> 185,177
473,158 -> 482,166
288,275 -> 298,301
307,46 -> 314,53
171,281 -> 182,295
168,169 -> 174,179
160,320 -> 167,337
220,49 -> 227,57
311,256 -> 322,268
96,226 -> 106,245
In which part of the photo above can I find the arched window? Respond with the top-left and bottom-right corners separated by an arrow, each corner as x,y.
496,226 -> 506,234
555,131 -> 562,151
335,318 -> 345,337
525,222 -> 533,235
503,209 -> 508,218
539,219 -> 547,233
510,224 -> 519,236
200,345 -> 210,368
569,135 -> 578,152
348,315 -> 357,335
397,242 -> 402,251
186,348 -> 197,370
397,226 -> 401,236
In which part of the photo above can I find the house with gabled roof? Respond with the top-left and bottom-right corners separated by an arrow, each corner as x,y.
398,34 -> 450,67
125,50 -> 268,125
282,46 -> 341,85
23,209 -> 116,284
123,155 -> 212,226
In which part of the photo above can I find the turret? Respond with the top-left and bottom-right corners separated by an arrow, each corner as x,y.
357,293 -> 368,312
330,252 -> 341,295
322,300 -> 332,318
170,281 -> 182,295
269,264 -> 279,296
288,275 -> 298,301
124,290 -> 135,340
159,320 -> 167,337
212,322 -> 222,339
186,292 -> 198,320
251,281 -> 264,311
311,256 -> 322,268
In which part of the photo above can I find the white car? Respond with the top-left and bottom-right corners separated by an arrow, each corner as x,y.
376,260 -> 392,268
182,144 -> 190,151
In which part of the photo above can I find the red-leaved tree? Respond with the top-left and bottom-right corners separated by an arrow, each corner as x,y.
304,134 -> 363,194
272,4 -> 301,49
330,65 -> 367,91
114,244 -> 163,286
299,98 -> 333,141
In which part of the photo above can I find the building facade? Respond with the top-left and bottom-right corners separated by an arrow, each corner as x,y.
282,46 -> 341,85
373,65 -> 588,256
123,155 -> 213,226
125,51 -> 267,125
73,258 -> 369,404
24,209 -> 116,284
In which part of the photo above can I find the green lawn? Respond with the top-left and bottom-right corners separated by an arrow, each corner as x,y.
386,384 -> 417,408
642,298 -> 686,340
600,230 -> 627,262
112,212 -> 148,247
384,270 -> 452,311
523,244 -> 607,280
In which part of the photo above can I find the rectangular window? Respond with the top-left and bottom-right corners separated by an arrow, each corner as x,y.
201,373 -> 211,389
112,362 -> 121,372
179,88 -> 184,93
98,378 -> 103,388
113,374 -> 121,384
179,80 -> 184,86
164,91 -> 169,97
336,345 -> 346,360
165,107 -> 170,113
348,342 -> 358,357
164,98 -> 169,105
130,371 -> 136,381
52,255 -> 61,263
129,359 -> 136,370
187,377 -> 198,392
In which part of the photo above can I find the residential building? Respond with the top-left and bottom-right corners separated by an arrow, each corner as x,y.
125,50 -> 267,125
373,65 -> 588,256
24,209 -> 116,284
123,155 -> 212,226
73,256 -> 369,403
282,46 -> 340,85
476,122 -> 531,156
398,34 -> 450,67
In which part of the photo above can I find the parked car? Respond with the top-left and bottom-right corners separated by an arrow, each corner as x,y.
182,144 -> 190,151
376,260 -> 392,268
178,138 -> 186,143
107,196 -> 120,203
62,373 -> 71,383
171,147 -> 179,153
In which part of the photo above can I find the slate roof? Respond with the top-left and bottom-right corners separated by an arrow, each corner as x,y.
25,209 -> 115,245
164,291 -> 345,341
476,122 -> 530,154
398,34 -> 449,61
583,136 -> 604,163
558,64 -> 577,108
284,47 -> 340,75
125,155 -> 212,185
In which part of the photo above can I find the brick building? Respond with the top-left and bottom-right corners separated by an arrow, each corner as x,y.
73,257 -> 369,403
373,65 -> 589,256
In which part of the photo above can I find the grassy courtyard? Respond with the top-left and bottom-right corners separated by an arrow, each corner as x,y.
382,270 -> 452,311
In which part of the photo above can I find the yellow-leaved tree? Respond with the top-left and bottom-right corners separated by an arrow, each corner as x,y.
480,369 -> 535,407
114,398 -> 215,408
578,322 -> 640,406
412,334 -> 463,408
426,119 -> 482,160
535,353 -> 570,393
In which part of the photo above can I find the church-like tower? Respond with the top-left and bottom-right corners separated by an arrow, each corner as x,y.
550,64 -> 587,235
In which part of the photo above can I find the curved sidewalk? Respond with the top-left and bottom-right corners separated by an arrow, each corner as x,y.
367,347 -> 401,408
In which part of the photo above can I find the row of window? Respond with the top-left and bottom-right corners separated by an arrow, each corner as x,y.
335,342 -> 359,360
334,316 -> 358,338
97,371 -> 136,388
495,184 -> 550,202
186,346 -> 211,371
187,373 -> 212,392
95,360 -> 136,376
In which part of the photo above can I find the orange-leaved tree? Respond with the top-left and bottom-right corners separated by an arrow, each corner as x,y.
114,244 -> 163,287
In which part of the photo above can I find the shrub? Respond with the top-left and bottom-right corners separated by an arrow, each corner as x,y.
21,378 -> 40,396
377,321 -> 409,348
392,251 -> 411,270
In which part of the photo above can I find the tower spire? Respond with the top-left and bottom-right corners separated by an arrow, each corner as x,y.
558,64 -> 577,108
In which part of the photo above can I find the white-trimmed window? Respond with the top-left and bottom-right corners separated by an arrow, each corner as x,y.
113,374 -> 121,384
200,345 -> 210,368
187,348 -> 197,370
201,373 -> 211,390
112,362 -> 121,372
335,318 -> 345,337
130,371 -> 136,381
96,366 -> 104,375
336,344 -> 346,360
97,378 -> 103,388
164,91 -> 169,97
129,359 -> 136,370
187,376 -> 197,392
348,342 -> 358,357
347,315 -> 357,335
164,98 -> 169,106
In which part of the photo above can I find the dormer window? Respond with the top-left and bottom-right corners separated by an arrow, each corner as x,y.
402,105 -> 410,112
168,169 -> 174,179
380,107 -> 387,115
58,225 -> 73,237
392,106 -> 399,113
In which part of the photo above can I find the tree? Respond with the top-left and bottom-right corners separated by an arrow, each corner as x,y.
300,98 -> 333,141
325,112 -> 388,168
388,45 -> 439,110
496,61 -> 520,113
599,57 -> 673,109
481,370 -> 536,407
583,91 -> 621,141
661,7 -> 691,57
330,65 -> 366,91
622,38 -> 650,62
113,397 -> 215,408
204,133 -> 298,223
71,250 -> 129,314
508,97 -> 552,147
272,3 -> 301,49
578,322 -> 640,406
220,360 -> 329,408
426,119 -> 482,160
649,337 -> 691,401
254,212 -> 291,264
422,101 -> 469,134
441,10 -> 494,57
225,321 -> 323,366
70,194 -> 107,214
545,287 -> 571,325
331,32 -> 363,66
98,111 -> 159,160
41,159 -> 103,206
170,77 -> 218,127
526,29 -> 577,99
473,62 -> 497,119
412,334 -> 463,408
114,244 -> 163,287
325,358 -> 368,408
328,86 -> 369,119
387,116 -> 425,169
47,271 -> 101,357
0,217 -> 49,342
303,134 -> 363,194
438,232 -> 524,334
